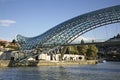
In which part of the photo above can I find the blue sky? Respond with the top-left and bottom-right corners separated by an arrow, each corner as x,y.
0,0 -> 120,41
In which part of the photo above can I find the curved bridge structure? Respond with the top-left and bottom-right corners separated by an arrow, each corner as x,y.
16,5 -> 120,50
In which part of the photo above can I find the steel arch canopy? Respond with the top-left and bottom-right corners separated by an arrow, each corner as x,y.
16,5 -> 120,50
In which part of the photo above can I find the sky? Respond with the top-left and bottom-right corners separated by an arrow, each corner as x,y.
0,0 -> 120,42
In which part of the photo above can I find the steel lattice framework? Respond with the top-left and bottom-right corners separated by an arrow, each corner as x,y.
16,5 -> 120,50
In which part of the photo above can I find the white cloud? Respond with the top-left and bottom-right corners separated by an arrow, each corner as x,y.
0,19 -> 16,27
73,36 -> 88,42
73,36 -> 96,43
77,36 -> 88,41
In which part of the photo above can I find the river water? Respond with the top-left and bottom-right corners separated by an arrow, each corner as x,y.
0,62 -> 120,80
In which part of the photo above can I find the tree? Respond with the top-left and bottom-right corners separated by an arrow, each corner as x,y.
12,39 -> 17,45
68,46 -> 79,54
81,39 -> 84,44
77,45 -> 88,59
86,45 -> 98,60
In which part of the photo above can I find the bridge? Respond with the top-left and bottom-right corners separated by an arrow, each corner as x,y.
15,5 -> 120,62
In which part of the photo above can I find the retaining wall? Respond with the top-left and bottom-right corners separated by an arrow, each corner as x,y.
0,60 -> 97,67
37,60 -> 97,66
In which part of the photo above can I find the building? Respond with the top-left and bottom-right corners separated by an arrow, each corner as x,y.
37,53 -> 85,61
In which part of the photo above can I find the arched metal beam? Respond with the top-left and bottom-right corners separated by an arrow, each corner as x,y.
16,5 -> 120,50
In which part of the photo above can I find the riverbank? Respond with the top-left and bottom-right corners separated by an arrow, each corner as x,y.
0,60 -> 10,67
37,60 -> 97,66
0,60 -> 98,67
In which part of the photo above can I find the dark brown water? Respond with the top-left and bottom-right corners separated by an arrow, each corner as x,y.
0,62 -> 120,80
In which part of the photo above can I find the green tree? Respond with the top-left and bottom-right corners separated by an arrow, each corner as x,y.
12,39 -> 17,45
68,46 -> 79,54
86,45 -> 98,60
77,45 -> 88,59
81,39 -> 84,44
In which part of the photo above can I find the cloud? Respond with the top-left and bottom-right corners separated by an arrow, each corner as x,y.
0,19 -> 16,27
73,36 -> 88,42
73,36 -> 96,43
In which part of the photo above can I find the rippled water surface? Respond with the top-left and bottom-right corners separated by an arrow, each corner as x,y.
0,62 -> 120,80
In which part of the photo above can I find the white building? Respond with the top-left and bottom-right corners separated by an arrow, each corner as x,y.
37,53 -> 85,61
0,50 -> 85,61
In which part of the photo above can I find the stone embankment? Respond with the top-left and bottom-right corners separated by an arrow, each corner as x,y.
0,60 -> 97,67
37,60 -> 97,66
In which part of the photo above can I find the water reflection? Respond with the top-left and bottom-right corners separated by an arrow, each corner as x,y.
0,67 -> 41,80
37,66 -> 70,80
0,62 -> 120,80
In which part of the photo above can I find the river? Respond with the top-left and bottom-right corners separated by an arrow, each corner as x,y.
0,62 -> 120,80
